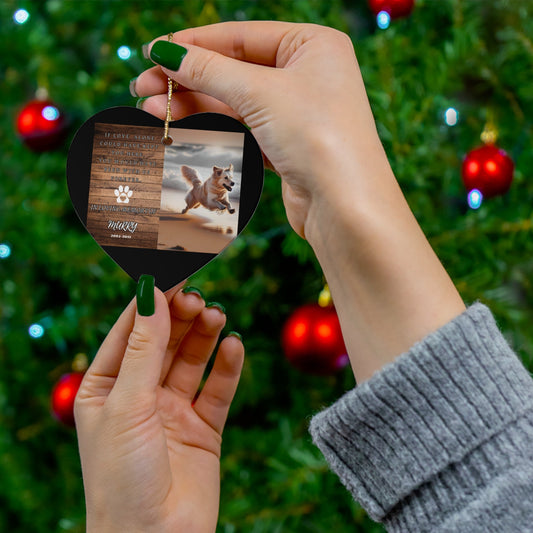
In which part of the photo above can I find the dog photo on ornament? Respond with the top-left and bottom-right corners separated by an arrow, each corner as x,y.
157,128 -> 244,254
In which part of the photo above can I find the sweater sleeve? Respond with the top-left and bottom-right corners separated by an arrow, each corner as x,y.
308,303 -> 533,532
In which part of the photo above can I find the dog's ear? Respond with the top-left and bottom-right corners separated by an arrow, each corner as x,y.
229,163 -> 234,171
213,165 -> 222,173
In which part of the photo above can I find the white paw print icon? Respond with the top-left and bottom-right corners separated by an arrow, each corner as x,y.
115,185 -> 133,204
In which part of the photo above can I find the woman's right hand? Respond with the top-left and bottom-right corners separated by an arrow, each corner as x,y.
134,21 -> 466,383
133,22 -> 392,240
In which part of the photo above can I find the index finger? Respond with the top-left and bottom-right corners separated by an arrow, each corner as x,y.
151,20 -> 295,67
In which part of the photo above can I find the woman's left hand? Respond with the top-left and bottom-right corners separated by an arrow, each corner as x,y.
74,281 -> 244,533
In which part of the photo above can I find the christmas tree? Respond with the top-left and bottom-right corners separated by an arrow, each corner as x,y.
2,1 -> 533,531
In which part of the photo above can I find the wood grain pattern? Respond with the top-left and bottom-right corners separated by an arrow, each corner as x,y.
86,123 -> 165,249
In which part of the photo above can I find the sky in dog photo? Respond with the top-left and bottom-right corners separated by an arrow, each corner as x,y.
158,128 -> 245,254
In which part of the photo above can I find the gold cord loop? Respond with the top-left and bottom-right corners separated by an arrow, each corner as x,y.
162,33 -> 176,145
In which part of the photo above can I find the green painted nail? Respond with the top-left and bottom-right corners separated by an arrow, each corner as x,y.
228,331 -> 242,342
129,77 -> 138,97
137,275 -> 155,316
182,286 -> 204,299
141,42 -> 151,59
150,41 -> 188,71
136,97 -> 148,110
206,301 -> 226,314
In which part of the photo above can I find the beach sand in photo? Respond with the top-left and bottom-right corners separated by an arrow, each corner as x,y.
157,208 -> 238,253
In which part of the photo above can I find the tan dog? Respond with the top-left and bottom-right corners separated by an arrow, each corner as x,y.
180,164 -> 236,214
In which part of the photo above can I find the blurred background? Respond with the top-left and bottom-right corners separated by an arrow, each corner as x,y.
2,0 -> 533,531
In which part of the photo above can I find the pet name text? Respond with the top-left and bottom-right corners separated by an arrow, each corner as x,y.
107,220 -> 138,233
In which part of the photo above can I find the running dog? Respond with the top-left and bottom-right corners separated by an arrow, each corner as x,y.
180,164 -> 236,214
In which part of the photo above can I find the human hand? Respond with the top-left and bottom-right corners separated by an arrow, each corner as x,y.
74,278 -> 244,533
133,22 -> 466,384
133,21 -> 391,240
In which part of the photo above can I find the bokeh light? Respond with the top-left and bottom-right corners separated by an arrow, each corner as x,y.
467,189 -> 483,210
42,105 -> 60,121
0,243 -> 11,259
13,9 -> 30,24
28,323 -> 45,338
117,45 -> 132,60
377,11 -> 391,29
444,107 -> 458,126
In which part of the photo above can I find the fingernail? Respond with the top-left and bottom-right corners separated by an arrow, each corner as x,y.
137,274 -> 155,316
142,42 -> 151,59
129,77 -> 138,97
228,331 -> 242,342
150,41 -> 188,71
136,97 -> 148,110
182,286 -> 204,299
206,301 -> 226,314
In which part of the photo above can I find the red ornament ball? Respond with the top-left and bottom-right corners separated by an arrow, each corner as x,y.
282,303 -> 349,375
368,0 -> 415,18
51,372 -> 84,426
461,144 -> 514,198
16,99 -> 68,151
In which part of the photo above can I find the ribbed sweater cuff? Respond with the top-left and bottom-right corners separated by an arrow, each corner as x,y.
309,303 -> 533,529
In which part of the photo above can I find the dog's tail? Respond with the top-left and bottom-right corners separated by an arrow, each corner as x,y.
181,166 -> 202,189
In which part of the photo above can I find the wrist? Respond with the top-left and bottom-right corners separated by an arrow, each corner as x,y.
302,150 -> 465,383
303,138 -> 398,252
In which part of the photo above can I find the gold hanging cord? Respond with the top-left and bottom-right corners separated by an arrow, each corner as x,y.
162,33 -> 176,145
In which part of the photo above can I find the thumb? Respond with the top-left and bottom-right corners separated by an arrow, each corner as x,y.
113,275 -> 171,395
149,40 -> 268,119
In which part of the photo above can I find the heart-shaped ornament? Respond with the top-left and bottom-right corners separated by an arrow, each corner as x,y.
67,107 -> 264,291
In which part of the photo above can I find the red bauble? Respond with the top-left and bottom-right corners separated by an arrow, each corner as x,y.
16,99 -> 68,151
282,303 -> 348,375
51,372 -> 84,426
368,0 -> 415,18
461,144 -> 514,198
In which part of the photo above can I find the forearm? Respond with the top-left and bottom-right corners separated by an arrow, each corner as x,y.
304,140 -> 465,383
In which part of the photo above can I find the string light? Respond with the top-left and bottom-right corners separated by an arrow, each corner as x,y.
377,11 -> 391,29
444,107 -> 459,126
42,105 -> 60,121
467,189 -> 483,210
0,243 -> 11,259
28,323 -> 45,338
117,46 -> 132,60
13,9 -> 30,24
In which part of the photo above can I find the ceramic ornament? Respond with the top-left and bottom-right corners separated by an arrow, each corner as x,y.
66,106 -> 263,291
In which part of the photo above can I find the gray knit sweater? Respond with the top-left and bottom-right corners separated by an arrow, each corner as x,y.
309,303 -> 533,532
